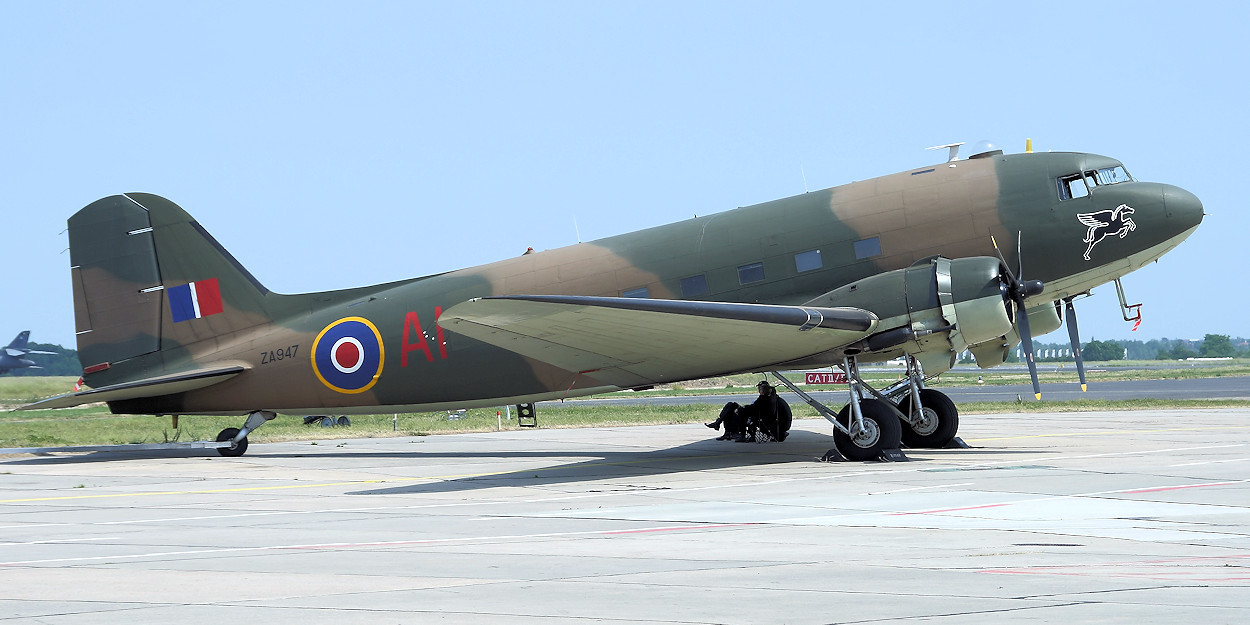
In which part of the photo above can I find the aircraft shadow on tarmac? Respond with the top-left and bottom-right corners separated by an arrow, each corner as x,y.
341,433 -> 1044,497
4,430 -> 838,468
344,431 -> 838,496
1,428 -> 1045,491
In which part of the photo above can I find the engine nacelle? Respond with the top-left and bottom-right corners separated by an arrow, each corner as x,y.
968,300 -> 1063,368
804,256 -> 1015,373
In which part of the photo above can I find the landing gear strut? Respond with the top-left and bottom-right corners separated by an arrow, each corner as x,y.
771,355 -> 905,461
893,355 -> 959,448
216,410 -> 276,457
770,353 -> 962,460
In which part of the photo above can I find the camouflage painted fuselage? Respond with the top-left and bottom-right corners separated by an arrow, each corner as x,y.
70,151 -> 1203,416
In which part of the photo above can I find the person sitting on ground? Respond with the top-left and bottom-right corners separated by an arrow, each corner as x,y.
740,380 -> 793,442
706,401 -> 744,441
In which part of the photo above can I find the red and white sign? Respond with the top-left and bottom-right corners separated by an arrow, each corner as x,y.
805,371 -> 847,384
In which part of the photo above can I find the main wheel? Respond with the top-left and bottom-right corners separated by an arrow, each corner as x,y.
897,389 -> 959,448
834,399 -> 903,461
216,427 -> 248,457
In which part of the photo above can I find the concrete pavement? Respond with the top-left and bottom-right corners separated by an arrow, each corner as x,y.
2,409 -> 1248,623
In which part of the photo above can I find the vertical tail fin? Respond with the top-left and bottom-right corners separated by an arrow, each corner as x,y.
6,331 -> 30,351
70,193 -> 271,381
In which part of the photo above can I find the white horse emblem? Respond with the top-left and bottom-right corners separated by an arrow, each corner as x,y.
1076,204 -> 1136,261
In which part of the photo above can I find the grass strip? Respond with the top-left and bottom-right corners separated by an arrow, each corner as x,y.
4,398 -> 1249,449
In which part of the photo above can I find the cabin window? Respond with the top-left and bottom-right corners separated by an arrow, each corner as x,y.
853,237 -> 881,260
680,274 -> 708,297
795,249 -> 822,272
1057,174 -> 1089,200
622,287 -> 649,298
737,262 -> 765,284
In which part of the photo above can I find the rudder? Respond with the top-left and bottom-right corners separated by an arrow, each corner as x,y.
70,193 -> 271,381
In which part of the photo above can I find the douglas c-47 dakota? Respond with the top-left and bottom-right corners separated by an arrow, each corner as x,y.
22,141 -> 1204,460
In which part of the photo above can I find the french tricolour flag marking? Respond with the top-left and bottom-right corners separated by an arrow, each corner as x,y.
169,278 -> 224,323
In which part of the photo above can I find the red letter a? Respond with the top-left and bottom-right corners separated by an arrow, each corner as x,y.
401,311 -> 434,367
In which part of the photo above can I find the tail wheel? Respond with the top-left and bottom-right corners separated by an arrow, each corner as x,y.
897,389 -> 959,448
834,399 -> 903,461
216,427 -> 248,457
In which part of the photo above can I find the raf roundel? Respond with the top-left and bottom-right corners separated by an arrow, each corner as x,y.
311,317 -> 385,394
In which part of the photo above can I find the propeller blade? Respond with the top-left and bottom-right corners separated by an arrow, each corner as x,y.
1064,298 -> 1087,392
990,235 -> 1017,284
1015,230 -> 1024,282
1016,295 -> 1041,400
994,230 -> 1042,399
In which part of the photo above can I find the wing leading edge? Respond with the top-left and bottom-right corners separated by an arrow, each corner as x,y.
439,295 -> 878,388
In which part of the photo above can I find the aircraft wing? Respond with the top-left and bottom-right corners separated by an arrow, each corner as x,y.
439,295 -> 878,388
15,365 -> 247,411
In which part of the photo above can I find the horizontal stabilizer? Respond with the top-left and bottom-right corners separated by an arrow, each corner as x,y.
439,295 -> 877,388
16,365 -> 247,411
4,348 -> 24,357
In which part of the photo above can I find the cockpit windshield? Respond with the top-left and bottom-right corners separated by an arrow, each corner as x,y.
1057,164 -> 1133,200
1091,165 -> 1133,186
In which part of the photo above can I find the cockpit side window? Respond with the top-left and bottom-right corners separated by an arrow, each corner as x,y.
1057,173 -> 1089,200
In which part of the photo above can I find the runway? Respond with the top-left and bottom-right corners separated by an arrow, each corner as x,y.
2,409 -> 1249,623
556,375 -> 1250,409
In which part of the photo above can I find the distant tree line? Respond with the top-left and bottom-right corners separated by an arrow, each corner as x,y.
4,342 -> 82,376
962,334 -> 1246,364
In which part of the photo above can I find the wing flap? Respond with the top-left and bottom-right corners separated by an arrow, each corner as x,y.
16,365 -> 247,411
439,296 -> 877,387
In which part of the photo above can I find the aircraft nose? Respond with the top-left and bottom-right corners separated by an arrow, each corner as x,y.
1163,184 -> 1204,228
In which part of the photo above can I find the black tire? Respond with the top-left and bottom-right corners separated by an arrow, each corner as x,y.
834,399 -> 903,461
897,389 -> 959,448
336,416 -> 351,427
216,427 -> 248,457
320,416 -> 336,427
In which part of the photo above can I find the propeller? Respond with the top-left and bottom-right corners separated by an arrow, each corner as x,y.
992,233 -> 1045,400
1064,298 -> 1088,392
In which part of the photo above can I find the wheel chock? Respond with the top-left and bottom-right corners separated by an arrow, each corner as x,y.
819,448 -> 846,462
944,437 -> 971,449
878,448 -> 909,462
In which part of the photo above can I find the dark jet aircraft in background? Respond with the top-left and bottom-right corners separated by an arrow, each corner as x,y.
21,141 -> 1204,459
1,331 -> 57,374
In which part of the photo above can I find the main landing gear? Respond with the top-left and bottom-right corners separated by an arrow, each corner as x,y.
770,354 -> 961,462
216,410 -> 276,457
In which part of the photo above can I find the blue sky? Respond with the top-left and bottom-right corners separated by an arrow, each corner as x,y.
2,1 -> 1244,348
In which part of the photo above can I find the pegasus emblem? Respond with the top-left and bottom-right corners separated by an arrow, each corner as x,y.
1076,204 -> 1136,261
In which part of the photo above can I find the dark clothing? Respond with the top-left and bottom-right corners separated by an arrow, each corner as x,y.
742,391 -> 792,441
717,401 -> 746,436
